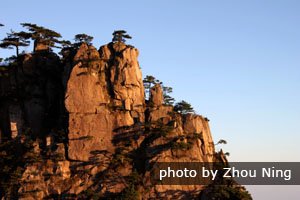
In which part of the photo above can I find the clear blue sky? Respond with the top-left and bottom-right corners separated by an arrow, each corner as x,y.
1,0 -> 300,199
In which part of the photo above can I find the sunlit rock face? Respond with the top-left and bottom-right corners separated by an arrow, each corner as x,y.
65,42 -> 145,161
1,41 -> 240,200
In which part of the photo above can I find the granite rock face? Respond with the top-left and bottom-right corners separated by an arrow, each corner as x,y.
65,42 -> 145,161
65,42 -> 216,198
150,83 -> 164,106
0,41 -> 243,200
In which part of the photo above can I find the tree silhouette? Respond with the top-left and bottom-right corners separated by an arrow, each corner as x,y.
112,30 -> 132,43
215,139 -> 227,145
143,75 -> 162,100
58,40 -> 77,59
163,86 -> 175,105
74,33 -> 93,46
143,75 -> 175,105
20,23 -> 62,51
174,100 -> 194,114
0,24 -> 3,63
59,40 -> 72,48
0,31 -> 30,56
215,139 -> 229,157
224,152 -> 230,157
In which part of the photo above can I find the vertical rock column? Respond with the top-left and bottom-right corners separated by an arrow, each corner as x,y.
99,42 -> 145,125
65,42 -> 146,161
65,43 -> 112,161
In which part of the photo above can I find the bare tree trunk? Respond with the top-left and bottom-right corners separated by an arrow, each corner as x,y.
16,46 -> 19,57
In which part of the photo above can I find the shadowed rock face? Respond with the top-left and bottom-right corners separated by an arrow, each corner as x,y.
0,51 -> 63,143
0,42 -> 250,200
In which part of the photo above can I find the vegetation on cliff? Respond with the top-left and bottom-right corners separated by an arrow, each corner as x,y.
0,23 -> 252,199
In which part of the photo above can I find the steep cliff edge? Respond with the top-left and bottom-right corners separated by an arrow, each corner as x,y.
0,40 -> 251,199
65,42 -> 145,161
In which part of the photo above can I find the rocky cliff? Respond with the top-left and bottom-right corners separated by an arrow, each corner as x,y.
0,40 -> 251,199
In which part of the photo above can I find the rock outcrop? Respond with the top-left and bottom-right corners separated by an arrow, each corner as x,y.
150,83 -> 164,106
65,42 -> 145,161
0,40 -> 251,200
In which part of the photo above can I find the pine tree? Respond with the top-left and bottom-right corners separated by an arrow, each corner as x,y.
112,30 -> 132,43
143,75 -> 176,105
20,23 -> 62,51
163,86 -> 175,105
0,23 -> 4,62
216,139 -> 227,145
74,33 -> 93,46
59,40 -> 72,48
174,100 -> 194,114
0,31 -> 30,56
143,75 -> 161,100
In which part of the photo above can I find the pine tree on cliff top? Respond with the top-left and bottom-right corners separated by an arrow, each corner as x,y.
74,33 -> 94,46
163,86 -> 175,105
20,23 -> 62,51
0,24 -> 5,62
112,30 -> 132,43
143,75 -> 175,105
0,31 -> 30,56
143,75 -> 161,100
174,100 -> 194,114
